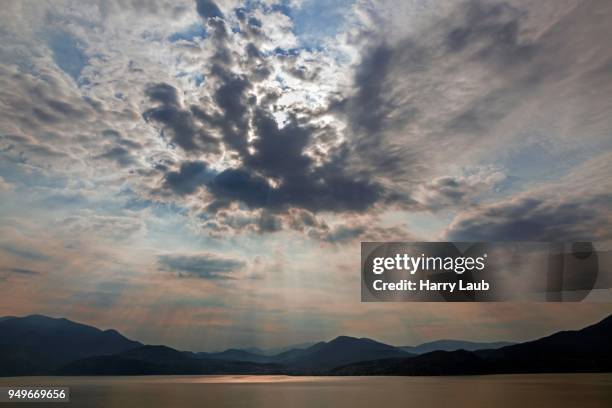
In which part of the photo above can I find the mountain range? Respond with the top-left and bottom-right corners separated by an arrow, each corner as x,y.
399,339 -> 514,354
332,315 -> 612,375
0,314 -> 610,376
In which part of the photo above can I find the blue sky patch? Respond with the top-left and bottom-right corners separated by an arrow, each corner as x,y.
275,0 -> 354,47
168,23 -> 207,43
46,30 -> 88,81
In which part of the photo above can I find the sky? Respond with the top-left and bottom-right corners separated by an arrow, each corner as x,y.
0,0 -> 611,351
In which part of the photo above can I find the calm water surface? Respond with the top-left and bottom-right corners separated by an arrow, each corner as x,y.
1,373 -> 611,408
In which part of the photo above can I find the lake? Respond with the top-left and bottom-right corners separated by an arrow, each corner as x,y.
1,374 -> 611,407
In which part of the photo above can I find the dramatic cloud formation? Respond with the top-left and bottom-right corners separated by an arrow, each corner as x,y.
144,82 -> 220,153
0,0 -> 611,350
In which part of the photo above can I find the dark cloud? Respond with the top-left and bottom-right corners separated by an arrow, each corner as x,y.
165,144 -> 384,214
201,107 -> 384,212
244,43 -> 271,81
158,253 -> 244,280
275,167 -> 383,212
189,9 -> 267,157
344,44 -> 394,134
258,211 -> 282,233
2,267 -> 40,275
334,35 -> 428,135
164,161 -> 216,195
155,8 -> 389,215
328,39 -> 427,179
155,0 -> 610,238
234,7 -> 247,22
204,163 -> 383,213
446,192 -> 612,242
286,209 -> 325,232
145,83 -> 180,106
94,146 -> 136,167
164,88 -> 386,214
143,82 -> 219,153
246,109 -> 311,178
211,68 -> 252,154
417,172 -> 505,211
207,168 -> 271,207
145,2 -> 388,217
247,17 -> 262,28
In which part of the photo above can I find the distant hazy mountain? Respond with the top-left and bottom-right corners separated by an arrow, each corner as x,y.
204,342 -> 318,359
238,347 -> 267,355
255,342 -> 318,356
276,336 -> 413,371
0,315 -> 141,376
332,314 -> 612,375
59,345 -> 281,375
400,340 -> 515,354
198,337 -> 411,369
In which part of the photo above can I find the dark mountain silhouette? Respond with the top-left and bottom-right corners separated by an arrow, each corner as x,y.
2,313 -> 610,376
332,349 -> 492,375
0,315 -> 141,376
242,347 -> 265,354
252,342 -> 318,356
276,336 -> 413,371
120,345 -> 195,361
400,340 -> 514,354
268,344 -> 321,363
475,313 -> 612,373
198,337 -> 412,369
332,314 -> 612,375
213,343 -> 318,357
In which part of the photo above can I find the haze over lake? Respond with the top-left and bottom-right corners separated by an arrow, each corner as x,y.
1,374 -> 611,408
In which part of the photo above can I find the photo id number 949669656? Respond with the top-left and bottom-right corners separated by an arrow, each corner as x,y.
0,387 -> 69,403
